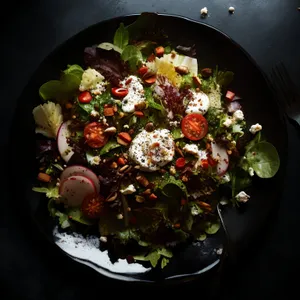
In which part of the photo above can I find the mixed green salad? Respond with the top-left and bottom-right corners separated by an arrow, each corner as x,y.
32,15 -> 280,269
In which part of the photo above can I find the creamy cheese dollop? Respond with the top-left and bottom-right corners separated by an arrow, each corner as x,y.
185,91 -> 210,115
128,129 -> 175,171
120,75 -> 146,113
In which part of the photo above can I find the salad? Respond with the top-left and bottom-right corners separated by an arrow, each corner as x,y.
32,14 -> 280,269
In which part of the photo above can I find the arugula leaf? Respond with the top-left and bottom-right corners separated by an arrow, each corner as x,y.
115,228 -> 140,245
245,141 -> 280,178
99,139 -> 120,155
157,175 -> 188,199
121,45 -> 143,71
113,23 -> 129,50
145,88 -> 164,111
32,186 -> 59,199
66,207 -> 93,225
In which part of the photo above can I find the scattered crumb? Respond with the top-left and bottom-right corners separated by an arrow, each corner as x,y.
229,6 -> 235,13
200,7 -> 208,16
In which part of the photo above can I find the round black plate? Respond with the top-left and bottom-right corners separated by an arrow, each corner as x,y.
8,13 -> 287,283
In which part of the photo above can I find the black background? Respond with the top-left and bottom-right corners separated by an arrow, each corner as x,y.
2,1 -> 300,299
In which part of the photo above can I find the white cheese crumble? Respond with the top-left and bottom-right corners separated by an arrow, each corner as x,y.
235,191 -> 250,203
228,6 -> 235,13
249,123 -> 262,134
99,236 -> 107,243
223,117 -> 234,128
79,68 -> 105,91
120,184 -> 136,195
191,206 -> 200,216
91,156 -> 101,165
90,110 -> 99,118
185,91 -> 210,115
200,7 -> 208,15
120,75 -> 146,113
233,109 -> 244,121
128,129 -> 175,172
220,173 -> 231,183
183,144 -> 199,156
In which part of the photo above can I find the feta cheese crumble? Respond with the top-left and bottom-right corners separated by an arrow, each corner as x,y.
79,68 -> 105,92
248,167 -> 254,177
200,7 -> 208,15
249,123 -> 262,134
235,191 -> 250,203
128,129 -> 175,172
233,109 -> 244,121
185,91 -> 210,115
120,75 -> 146,113
120,184 -> 136,195
228,6 -> 235,13
223,117 -> 234,128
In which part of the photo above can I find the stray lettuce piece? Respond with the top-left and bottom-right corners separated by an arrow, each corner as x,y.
99,139 -> 120,155
66,207 -> 93,225
113,23 -> 129,50
245,141 -> 280,178
161,257 -> 170,269
157,175 -> 188,199
98,42 -> 122,54
134,247 -> 173,268
197,233 -> 207,241
204,219 -> 221,235
32,185 -> 59,199
32,102 -> 63,138
121,45 -> 143,71
55,211 -> 71,229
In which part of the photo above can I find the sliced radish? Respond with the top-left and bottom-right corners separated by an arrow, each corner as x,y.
211,141 -> 229,175
60,165 -> 100,193
57,120 -> 74,162
59,175 -> 96,207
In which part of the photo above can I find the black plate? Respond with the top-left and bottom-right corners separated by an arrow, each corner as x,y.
8,13 -> 287,283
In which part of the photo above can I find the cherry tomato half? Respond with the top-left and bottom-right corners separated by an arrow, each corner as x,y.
84,122 -> 109,148
78,91 -> 92,103
181,113 -> 208,141
175,157 -> 186,169
111,87 -> 128,98
81,193 -> 105,219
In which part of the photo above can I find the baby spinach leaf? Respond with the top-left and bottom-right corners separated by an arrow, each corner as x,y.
99,139 -> 120,155
121,45 -> 143,71
246,141 -> 280,178
113,23 -> 129,50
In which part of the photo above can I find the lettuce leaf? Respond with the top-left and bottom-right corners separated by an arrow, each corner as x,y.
156,175 -> 188,198
32,185 -> 59,199
113,23 -> 129,50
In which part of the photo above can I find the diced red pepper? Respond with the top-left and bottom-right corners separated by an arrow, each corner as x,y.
201,159 -> 209,169
117,132 -> 132,143
103,105 -> 115,116
175,157 -> 186,169
155,46 -> 165,56
117,157 -> 126,165
225,90 -> 235,101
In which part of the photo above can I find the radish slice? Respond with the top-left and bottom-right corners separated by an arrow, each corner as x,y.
57,120 -> 74,162
211,141 -> 229,175
59,175 -> 96,207
60,165 -> 100,193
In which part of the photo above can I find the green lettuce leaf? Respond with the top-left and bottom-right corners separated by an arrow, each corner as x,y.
66,207 -> 93,225
121,45 -> 143,71
99,139 -> 120,155
145,88 -> 164,111
113,23 -> 129,50
156,175 -> 188,198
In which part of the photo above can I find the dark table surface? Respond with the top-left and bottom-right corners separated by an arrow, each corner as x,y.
2,0 -> 300,299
